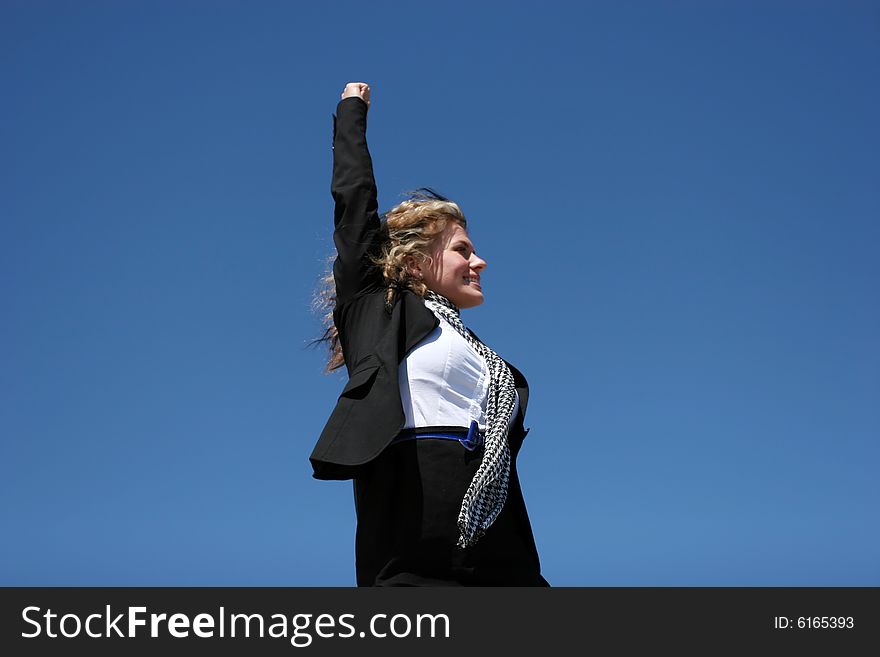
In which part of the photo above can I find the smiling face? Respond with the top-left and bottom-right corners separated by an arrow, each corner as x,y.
414,221 -> 487,309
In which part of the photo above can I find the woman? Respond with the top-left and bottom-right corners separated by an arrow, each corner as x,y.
312,82 -> 548,586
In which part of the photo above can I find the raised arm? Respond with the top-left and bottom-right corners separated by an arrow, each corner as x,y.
331,82 -> 383,305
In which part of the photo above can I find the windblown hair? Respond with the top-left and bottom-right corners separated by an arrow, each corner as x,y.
313,188 -> 467,372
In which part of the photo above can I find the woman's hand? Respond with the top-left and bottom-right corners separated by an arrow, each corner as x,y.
341,82 -> 371,108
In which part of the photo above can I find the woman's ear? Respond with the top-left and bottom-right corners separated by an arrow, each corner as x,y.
404,255 -> 422,279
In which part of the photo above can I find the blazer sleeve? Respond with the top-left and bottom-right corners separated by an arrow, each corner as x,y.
330,97 -> 384,305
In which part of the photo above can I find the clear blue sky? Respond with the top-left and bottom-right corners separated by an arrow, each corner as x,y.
2,1 -> 877,586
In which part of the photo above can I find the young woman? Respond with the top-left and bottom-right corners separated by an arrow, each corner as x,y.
312,82 -> 548,586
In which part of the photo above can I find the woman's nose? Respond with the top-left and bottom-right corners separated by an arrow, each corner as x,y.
470,254 -> 487,271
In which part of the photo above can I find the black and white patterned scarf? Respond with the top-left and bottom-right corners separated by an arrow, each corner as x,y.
423,290 -> 518,548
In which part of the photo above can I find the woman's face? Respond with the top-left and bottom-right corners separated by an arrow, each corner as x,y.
417,222 -> 487,309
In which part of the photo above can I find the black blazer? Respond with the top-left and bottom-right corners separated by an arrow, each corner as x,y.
310,97 -> 530,481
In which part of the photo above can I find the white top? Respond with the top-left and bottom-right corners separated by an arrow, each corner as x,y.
399,305 -> 519,431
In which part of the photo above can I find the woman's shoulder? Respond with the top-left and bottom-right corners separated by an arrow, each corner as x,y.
334,286 -> 415,321
337,288 -> 437,333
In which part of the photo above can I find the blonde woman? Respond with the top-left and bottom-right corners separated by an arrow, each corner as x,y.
312,82 -> 548,586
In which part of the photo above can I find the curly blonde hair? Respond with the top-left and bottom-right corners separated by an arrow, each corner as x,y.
313,189 -> 467,372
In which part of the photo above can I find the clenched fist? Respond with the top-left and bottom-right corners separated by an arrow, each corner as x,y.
341,82 -> 371,108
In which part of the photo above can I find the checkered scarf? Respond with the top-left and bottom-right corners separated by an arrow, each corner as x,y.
423,291 -> 517,548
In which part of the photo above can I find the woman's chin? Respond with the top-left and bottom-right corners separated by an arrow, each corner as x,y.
458,289 -> 484,309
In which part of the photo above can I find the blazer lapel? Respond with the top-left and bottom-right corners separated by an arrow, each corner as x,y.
373,291 -> 439,372
400,291 -> 441,357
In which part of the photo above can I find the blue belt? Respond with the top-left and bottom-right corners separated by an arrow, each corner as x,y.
391,420 -> 484,451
